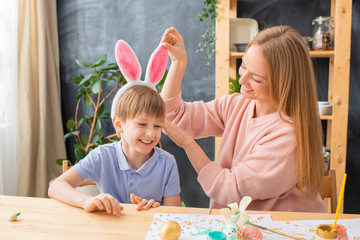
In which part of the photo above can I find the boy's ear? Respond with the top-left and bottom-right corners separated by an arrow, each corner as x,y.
112,115 -> 123,133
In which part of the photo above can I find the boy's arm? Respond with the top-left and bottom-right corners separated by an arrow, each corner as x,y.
48,168 -> 123,216
160,27 -> 187,100
48,168 -> 90,208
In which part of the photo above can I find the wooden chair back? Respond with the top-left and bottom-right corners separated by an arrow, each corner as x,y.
320,169 -> 337,213
62,160 -> 96,186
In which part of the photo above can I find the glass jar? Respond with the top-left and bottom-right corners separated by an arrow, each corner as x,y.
313,224 -> 338,240
312,16 -> 335,51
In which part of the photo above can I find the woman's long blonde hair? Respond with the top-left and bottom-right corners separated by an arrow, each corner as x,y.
248,26 -> 324,197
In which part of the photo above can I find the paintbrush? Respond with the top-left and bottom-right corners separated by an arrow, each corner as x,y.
250,222 -> 304,240
332,173 -> 347,231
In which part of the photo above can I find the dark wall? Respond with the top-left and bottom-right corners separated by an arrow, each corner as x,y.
57,0 -> 360,212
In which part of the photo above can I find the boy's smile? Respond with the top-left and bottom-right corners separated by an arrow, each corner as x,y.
117,112 -> 164,168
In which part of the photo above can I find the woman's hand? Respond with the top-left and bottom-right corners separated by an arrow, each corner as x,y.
163,121 -> 211,174
161,27 -> 187,65
160,27 -> 187,100
82,193 -> 123,217
130,193 -> 160,211
162,121 -> 192,149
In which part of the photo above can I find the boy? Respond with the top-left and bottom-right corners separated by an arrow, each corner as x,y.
48,85 -> 181,217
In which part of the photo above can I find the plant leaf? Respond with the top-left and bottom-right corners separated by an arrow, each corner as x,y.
81,133 -> 89,146
56,158 -> 66,166
73,143 -> 81,149
74,147 -> 85,161
102,64 -> 119,70
91,54 -> 107,68
92,134 -> 101,144
84,94 -> 92,106
72,75 -> 84,85
79,73 -> 94,86
97,104 -> 105,116
66,119 -> 75,130
157,69 -> 168,87
91,79 -> 102,93
75,59 -> 92,67
95,119 -> 102,133
64,132 -> 72,141
78,116 -> 85,127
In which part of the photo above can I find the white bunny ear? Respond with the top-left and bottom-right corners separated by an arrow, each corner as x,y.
115,40 -> 141,82
144,44 -> 168,85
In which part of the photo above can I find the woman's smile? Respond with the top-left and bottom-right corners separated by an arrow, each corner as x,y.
241,85 -> 253,92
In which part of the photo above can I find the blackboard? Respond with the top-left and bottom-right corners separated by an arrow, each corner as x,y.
57,0 -> 214,208
57,0 -> 360,212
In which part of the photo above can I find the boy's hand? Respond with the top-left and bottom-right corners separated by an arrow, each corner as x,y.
130,193 -> 160,211
83,193 -> 123,217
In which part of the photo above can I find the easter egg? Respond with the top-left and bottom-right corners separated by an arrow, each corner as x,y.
160,220 -> 182,240
223,223 -> 241,240
240,224 -> 262,240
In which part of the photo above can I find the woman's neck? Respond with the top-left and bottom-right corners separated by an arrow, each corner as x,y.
253,101 -> 277,118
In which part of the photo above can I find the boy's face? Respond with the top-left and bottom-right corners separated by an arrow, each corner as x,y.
115,112 -> 163,155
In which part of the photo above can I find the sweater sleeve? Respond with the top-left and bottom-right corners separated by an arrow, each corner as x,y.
164,92 -> 236,138
198,127 -> 298,207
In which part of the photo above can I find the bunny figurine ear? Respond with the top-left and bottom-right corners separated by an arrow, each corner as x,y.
145,44 -> 168,85
115,40 -> 142,82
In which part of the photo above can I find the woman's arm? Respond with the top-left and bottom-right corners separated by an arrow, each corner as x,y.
163,120 -> 299,207
163,121 -> 211,174
160,27 -> 187,100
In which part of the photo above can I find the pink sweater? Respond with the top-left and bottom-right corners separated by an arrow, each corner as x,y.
165,92 -> 326,212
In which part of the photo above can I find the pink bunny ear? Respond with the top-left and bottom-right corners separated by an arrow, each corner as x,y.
115,40 -> 141,82
144,45 -> 168,85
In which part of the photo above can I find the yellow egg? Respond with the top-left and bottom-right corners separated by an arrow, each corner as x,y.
160,220 -> 182,240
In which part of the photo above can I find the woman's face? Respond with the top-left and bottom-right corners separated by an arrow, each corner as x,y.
238,44 -> 275,116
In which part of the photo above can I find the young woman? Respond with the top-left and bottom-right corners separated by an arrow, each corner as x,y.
160,26 -> 326,212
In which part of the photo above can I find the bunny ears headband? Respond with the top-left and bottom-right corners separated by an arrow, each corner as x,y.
110,40 -> 168,119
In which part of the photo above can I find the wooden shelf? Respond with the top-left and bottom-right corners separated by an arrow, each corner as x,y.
230,50 -> 334,59
320,115 -> 333,121
309,50 -> 334,58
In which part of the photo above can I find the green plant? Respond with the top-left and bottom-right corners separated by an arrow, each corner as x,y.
56,55 -> 125,166
229,74 -> 241,94
196,0 -> 218,69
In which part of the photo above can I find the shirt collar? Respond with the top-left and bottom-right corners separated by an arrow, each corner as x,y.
116,141 -> 132,170
136,148 -> 159,176
116,140 -> 159,176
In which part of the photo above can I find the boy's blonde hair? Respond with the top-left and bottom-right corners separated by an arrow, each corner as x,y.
115,85 -> 165,122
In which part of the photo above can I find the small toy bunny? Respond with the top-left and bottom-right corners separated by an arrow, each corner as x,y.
111,39 -> 168,119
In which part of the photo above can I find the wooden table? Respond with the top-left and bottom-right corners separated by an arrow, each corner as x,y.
1,195 -> 359,239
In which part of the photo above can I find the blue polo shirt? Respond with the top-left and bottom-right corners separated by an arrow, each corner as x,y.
73,141 -> 180,205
